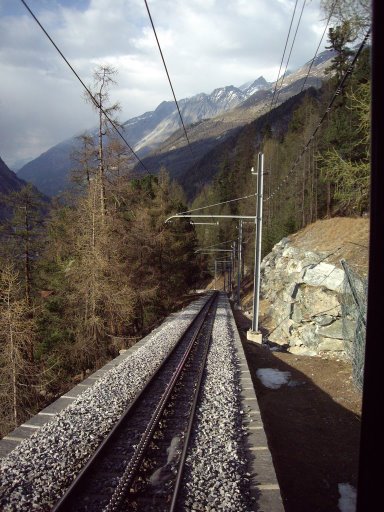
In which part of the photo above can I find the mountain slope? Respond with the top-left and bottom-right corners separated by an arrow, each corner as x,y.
179,88 -> 320,199
133,76 -> 328,192
0,156 -> 47,219
132,49 -> 335,171
17,50 -> 336,197
17,81 -> 268,197
17,138 -> 81,197
0,156 -> 27,195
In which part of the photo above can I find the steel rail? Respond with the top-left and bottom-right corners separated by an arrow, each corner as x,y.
52,292 -> 216,511
169,298 -> 218,511
105,292 -> 218,511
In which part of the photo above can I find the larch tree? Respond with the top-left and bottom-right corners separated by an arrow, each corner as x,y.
321,0 -> 371,40
318,81 -> 370,215
125,171 -> 200,326
70,133 -> 97,189
0,262 -> 39,435
64,164 -> 135,368
0,184 -> 45,314
67,179 -> 110,367
86,65 -> 121,218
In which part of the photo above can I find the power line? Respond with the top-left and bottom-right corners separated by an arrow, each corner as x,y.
198,240 -> 236,250
274,0 -> 307,105
142,0 -> 218,225
267,0 -> 299,119
177,192 -> 257,215
143,0 -> 193,157
264,27 -> 371,202
300,0 -> 339,93
20,0 -> 150,174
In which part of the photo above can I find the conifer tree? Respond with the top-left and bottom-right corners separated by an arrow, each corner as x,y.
0,262 -> 39,435
71,133 -> 97,189
326,21 -> 355,82
86,65 -> 121,218
318,81 -> 370,215
0,184 -> 45,310
321,0 -> 371,40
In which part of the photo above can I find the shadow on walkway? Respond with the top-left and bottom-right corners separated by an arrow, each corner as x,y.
233,307 -> 361,512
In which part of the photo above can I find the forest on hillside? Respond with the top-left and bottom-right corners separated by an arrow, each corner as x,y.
191,22 -> 370,271
0,72 -> 201,434
0,0 -> 371,437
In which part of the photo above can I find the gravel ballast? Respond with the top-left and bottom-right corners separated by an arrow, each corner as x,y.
0,296 -> 208,511
181,294 -> 253,511
0,292 -> 266,512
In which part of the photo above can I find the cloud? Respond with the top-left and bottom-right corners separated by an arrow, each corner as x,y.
0,0 -> 327,168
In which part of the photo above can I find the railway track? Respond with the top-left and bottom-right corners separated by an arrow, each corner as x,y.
52,291 -> 219,512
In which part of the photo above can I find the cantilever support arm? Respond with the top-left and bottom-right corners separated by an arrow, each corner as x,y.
165,214 -> 256,223
190,221 -> 219,225
195,249 -> 233,254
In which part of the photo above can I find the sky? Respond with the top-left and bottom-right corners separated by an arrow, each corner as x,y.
0,0 -> 329,170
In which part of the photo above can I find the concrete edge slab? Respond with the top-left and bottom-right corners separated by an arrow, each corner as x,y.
0,439 -> 20,458
225,295 -> 285,512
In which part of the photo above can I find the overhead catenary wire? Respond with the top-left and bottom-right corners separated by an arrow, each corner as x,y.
176,0 -> 304,225
197,239 -> 236,250
263,0 -> 300,195
267,0 -> 299,119
264,0 -> 332,198
274,0 -> 307,105
21,0 -> 355,217
176,192 -> 257,215
300,0 -> 339,93
264,27 -> 371,202
143,0 -> 193,157
142,0 -> 218,224
20,0 -> 150,174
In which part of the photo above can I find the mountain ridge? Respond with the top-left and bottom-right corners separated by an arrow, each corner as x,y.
17,49 -> 336,197
0,156 -> 28,195
0,156 -> 48,219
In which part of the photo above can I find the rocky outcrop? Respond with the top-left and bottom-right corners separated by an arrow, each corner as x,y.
260,237 -> 356,358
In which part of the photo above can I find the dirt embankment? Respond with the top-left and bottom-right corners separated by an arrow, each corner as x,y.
289,216 -> 369,276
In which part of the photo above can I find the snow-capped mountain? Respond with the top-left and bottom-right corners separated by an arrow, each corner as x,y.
241,76 -> 269,96
17,49 -> 336,197
122,81 -> 270,154
17,80 -> 271,195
